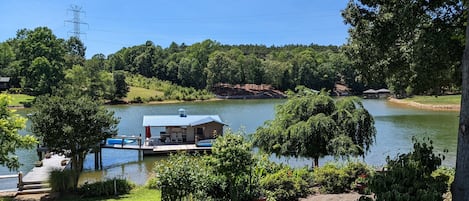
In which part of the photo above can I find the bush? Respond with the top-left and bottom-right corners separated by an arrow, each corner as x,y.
369,138 -> 448,201
344,161 -> 374,194
432,166 -> 454,189
78,178 -> 135,197
153,153 -> 215,200
313,163 -> 349,193
49,169 -> 77,192
260,166 -> 313,201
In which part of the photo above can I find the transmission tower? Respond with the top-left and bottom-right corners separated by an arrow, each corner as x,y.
65,4 -> 88,39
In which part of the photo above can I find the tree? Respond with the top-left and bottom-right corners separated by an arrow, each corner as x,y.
342,0 -> 464,95
12,27 -> 66,95
112,70 -> 129,100
30,95 -> 119,188
253,87 -> 375,167
64,36 -> 86,68
210,131 -> 254,201
453,3 -> 469,200
23,56 -> 64,95
0,94 -> 37,170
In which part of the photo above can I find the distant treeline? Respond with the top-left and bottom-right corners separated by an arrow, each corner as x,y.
107,39 -> 363,93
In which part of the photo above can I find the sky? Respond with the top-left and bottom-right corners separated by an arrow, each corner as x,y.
0,0 -> 351,58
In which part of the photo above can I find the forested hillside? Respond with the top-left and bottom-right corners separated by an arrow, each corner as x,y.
0,27 -> 366,102
107,40 -> 358,92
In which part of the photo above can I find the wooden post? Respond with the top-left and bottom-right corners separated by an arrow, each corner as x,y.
17,171 -> 23,190
99,146 -> 103,170
94,149 -> 99,170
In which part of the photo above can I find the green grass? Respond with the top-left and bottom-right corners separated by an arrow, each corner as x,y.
406,95 -> 461,105
125,86 -> 164,102
6,93 -> 35,107
58,187 -> 161,201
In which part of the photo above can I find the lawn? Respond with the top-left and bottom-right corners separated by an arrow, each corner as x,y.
59,187 -> 161,201
406,95 -> 461,105
7,93 -> 35,107
125,86 -> 164,102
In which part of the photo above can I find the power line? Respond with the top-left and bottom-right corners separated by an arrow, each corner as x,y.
65,4 -> 88,39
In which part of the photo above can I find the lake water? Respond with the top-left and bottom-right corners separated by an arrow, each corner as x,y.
0,99 -> 459,190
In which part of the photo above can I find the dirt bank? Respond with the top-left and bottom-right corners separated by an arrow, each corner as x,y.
300,193 -> 367,201
388,98 -> 460,111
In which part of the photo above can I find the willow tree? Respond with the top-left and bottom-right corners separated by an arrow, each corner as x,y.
253,87 -> 376,167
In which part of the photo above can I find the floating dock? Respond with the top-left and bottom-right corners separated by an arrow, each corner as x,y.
21,154 -> 68,184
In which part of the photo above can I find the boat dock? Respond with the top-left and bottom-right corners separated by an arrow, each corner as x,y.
13,154 -> 69,195
21,154 -> 68,184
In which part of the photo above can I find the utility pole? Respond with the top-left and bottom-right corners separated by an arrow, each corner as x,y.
65,4 -> 88,39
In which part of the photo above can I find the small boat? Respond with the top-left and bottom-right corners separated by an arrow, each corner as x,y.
106,138 -> 135,145
196,139 -> 215,147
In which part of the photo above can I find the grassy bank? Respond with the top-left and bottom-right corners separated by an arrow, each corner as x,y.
125,86 -> 164,102
59,187 -> 161,201
406,95 -> 461,105
8,93 -> 35,107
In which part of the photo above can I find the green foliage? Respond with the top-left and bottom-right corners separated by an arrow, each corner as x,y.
343,0 -> 464,95
369,138 -> 448,201
253,88 -> 376,167
209,131 -> 255,201
12,27 -> 66,95
313,163 -> 349,193
126,73 -> 213,102
0,94 -> 37,170
78,178 -> 135,197
313,161 -> 374,194
49,169 -> 77,192
152,153 -> 213,200
112,70 -> 129,100
30,95 -> 119,188
150,131 -> 257,201
432,166 -> 454,190
260,166 -> 313,201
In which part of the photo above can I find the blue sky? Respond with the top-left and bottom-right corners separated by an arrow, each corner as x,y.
0,0 -> 350,58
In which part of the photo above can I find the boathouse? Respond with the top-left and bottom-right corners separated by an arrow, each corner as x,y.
142,109 -> 225,145
363,88 -> 391,99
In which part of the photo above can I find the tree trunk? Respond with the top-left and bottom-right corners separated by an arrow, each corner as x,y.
452,9 -> 469,201
313,157 -> 319,168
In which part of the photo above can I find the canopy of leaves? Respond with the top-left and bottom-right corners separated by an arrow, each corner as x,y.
342,0 -> 465,95
30,95 -> 119,187
0,94 -> 37,170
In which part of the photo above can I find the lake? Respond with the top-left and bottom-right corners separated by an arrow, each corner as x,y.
0,99 -> 459,190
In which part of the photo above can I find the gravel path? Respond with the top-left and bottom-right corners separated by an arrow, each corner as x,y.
300,193 -> 368,201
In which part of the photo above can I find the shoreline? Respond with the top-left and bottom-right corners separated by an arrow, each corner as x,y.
388,97 -> 460,111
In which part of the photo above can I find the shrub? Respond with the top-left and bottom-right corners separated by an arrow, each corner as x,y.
344,161 -> 375,194
313,163 -> 349,193
49,169 -> 77,192
153,153 -> 214,200
432,166 -> 454,189
260,166 -> 313,201
369,138 -> 448,201
78,178 -> 135,197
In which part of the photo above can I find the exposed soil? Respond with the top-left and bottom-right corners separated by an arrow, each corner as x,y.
212,83 -> 286,99
388,97 -> 460,111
